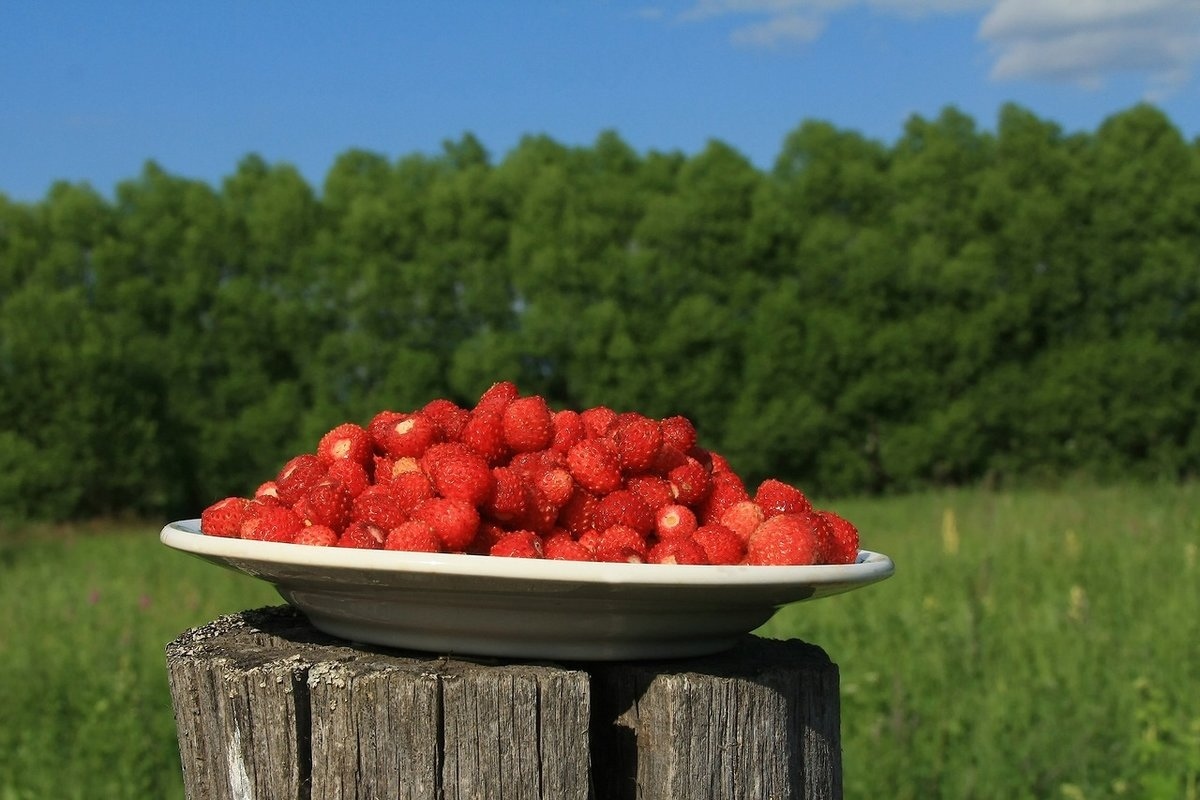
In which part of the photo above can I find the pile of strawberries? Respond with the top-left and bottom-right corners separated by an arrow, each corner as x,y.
200,382 -> 859,566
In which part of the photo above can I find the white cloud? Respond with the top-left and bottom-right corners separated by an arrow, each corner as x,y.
978,0 -> 1200,91
670,0 -> 1200,97
730,13 -> 826,46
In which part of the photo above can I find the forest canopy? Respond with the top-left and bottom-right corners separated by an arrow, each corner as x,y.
1,103 -> 1197,522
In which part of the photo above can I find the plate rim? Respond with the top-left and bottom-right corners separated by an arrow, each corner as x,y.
161,518 -> 894,589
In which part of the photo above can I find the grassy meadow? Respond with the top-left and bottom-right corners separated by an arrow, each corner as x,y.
1,483 -> 1197,799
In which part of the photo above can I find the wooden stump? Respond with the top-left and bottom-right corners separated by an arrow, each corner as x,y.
166,606 -> 841,800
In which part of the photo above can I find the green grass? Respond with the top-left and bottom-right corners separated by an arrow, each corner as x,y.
1,484 -> 1197,799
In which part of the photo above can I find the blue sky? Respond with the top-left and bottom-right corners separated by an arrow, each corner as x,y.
3,1 -> 1199,202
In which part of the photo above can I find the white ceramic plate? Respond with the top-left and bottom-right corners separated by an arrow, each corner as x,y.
161,519 -> 894,660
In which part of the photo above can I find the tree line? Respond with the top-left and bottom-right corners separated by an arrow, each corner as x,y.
1,102 -> 1197,523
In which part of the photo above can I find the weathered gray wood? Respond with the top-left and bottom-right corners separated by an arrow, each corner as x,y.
166,606 -> 592,799
588,638 -> 842,800
166,607 -> 841,800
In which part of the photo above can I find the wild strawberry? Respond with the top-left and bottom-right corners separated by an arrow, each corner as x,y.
699,469 -> 751,523
651,444 -> 689,476
294,481 -> 353,531
755,478 -> 813,517
692,524 -> 746,565
576,528 -> 602,553
519,484 -> 561,534
470,522 -> 509,555
255,481 -> 280,501
490,530 -> 544,559
483,466 -> 528,523
418,442 -> 476,474
536,467 -> 575,509
592,490 -> 654,536
580,406 -> 618,438
351,485 -> 408,530
746,512 -> 827,566
384,520 -> 442,552
373,455 -> 420,486
502,395 -> 554,453
567,438 -> 622,495
544,532 -> 595,562
474,380 -> 519,414
659,415 -> 697,452
240,502 -> 303,543
550,409 -> 586,455
626,474 -> 675,511
425,450 -> 494,506
594,524 -> 648,564
369,411 -> 439,459
337,520 -> 385,549
557,488 -> 599,537
386,470 -> 434,514
325,459 -> 370,497
275,454 -> 327,506
669,459 -> 711,506
201,497 -> 249,538
719,500 -> 765,543
294,524 -> 338,547
818,510 -> 860,565
648,537 -> 709,565
422,398 -> 470,440
459,408 -> 509,465
317,422 -> 373,465
509,450 -> 564,481
654,503 -> 698,540
611,414 -> 662,473
411,497 -> 480,551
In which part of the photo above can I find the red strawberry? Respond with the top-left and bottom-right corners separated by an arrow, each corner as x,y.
544,533 -> 595,562
755,479 -> 813,518
580,406 -> 618,438
474,380 -> 519,414
536,467 -> 575,509
626,474 -> 675,511
699,469 -> 751,524
557,488 -> 599,537
369,411 -> 439,459
483,466 -> 529,523
337,520 -> 385,549
659,415 -> 697,452
567,438 -> 622,495
719,500 -> 765,543
422,398 -> 470,440
669,459 -> 711,506
594,524 -> 648,564
746,512 -> 827,565
387,470 -> 434,514
255,481 -> 280,501
550,409 -> 586,455
201,497 -> 248,538
324,459 -> 370,498
818,510 -> 860,565
648,537 -> 709,565
351,485 -> 408,530
654,503 -> 698,540
240,502 -> 303,543
294,525 -> 338,547
275,454 -> 327,506
293,481 -> 353,531
502,395 -> 554,453
459,408 -> 509,465
611,414 -> 662,473
592,490 -> 654,536
490,530 -> 544,559
384,520 -> 442,552
425,450 -> 494,506
692,524 -> 746,565
411,497 -> 480,551
317,422 -> 373,465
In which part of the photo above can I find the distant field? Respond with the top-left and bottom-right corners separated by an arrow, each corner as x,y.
2,483 -> 1197,799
